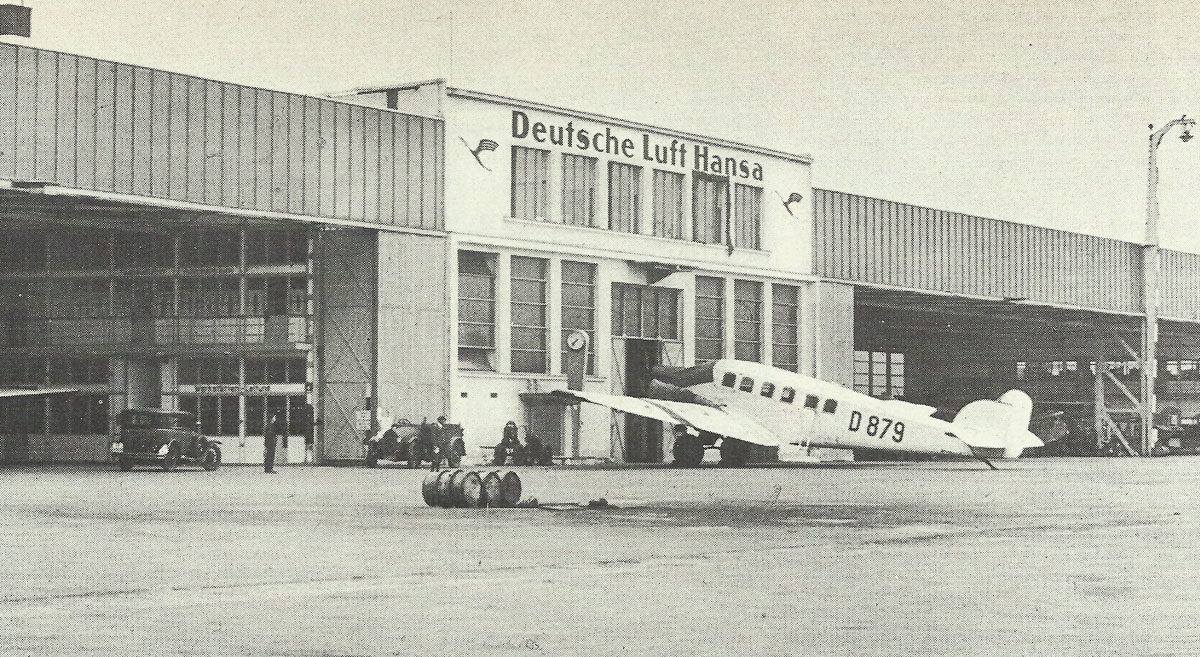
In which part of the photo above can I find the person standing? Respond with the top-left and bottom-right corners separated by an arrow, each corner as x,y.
264,410 -> 285,474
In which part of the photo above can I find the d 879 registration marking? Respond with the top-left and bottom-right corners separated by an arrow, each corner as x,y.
848,411 -> 905,442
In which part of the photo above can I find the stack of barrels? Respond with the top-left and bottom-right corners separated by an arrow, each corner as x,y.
422,469 -> 522,508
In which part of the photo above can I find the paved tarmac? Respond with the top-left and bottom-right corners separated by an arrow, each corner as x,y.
2,457 -> 1199,657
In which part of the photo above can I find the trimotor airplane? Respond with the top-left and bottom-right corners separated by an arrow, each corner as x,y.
551,359 -> 1041,469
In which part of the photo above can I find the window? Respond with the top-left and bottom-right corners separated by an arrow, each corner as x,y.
180,230 -> 239,267
179,358 -> 239,385
48,279 -> 110,318
0,232 -> 46,271
608,162 -> 641,234
246,230 -> 307,266
734,280 -> 763,362
114,232 -> 173,269
652,170 -> 685,239
772,284 -> 799,372
561,261 -> 597,375
511,256 -> 549,374
739,377 -> 754,392
722,372 -> 737,387
692,173 -> 729,245
458,251 -> 497,370
180,395 -> 239,436
512,146 -> 550,220
561,153 -> 597,226
65,231 -> 111,270
180,278 -> 240,317
244,357 -> 307,384
853,351 -> 905,397
780,387 -> 796,403
732,184 -> 762,250
612,284 -> 680,340
48,358 -> 109,385
695,276 -> 724,362
760,382 -> 775,398
822,399 -> 838,414
0,357 -> 42,385
804,394 -> 819,409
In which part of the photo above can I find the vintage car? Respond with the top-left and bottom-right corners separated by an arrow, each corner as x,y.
110,408 -> 221,472
364,419 -> 464,468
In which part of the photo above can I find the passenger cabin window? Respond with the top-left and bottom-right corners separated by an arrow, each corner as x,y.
804,395 -> 819,409
739,377 -> 755,392
760,382 -> 775,398
780,387 -> 795,403
822,399 -> 838,414
722,372 -> 737,387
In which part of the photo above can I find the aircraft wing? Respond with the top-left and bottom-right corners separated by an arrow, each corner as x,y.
0,387 -> 77,399
550,390 -> 781,446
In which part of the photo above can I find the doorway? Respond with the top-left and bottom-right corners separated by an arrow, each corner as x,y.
624,338 -> 663,463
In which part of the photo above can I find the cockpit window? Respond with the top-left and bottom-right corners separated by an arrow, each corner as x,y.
721,372 -> 737,388
822,399 -> 838,414
760,382 -> 775,398
804,395 -> 819,409
739,377 -> 755,392
780,387 -> 795,403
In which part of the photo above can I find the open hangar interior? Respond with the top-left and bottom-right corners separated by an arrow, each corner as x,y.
815,188 -> 1200,456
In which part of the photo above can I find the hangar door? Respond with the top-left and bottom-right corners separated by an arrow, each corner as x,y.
316,228 -> 376,461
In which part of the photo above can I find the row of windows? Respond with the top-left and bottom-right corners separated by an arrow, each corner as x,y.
0,396 -> 109,434
1,276 -> 307,319
720,372 -> 839,414
511,146 -> 762,250
1016,359 -> 1200,381
695,277 -> 802,371
177,394 -> 309,437
0,230 -> 308,272
178,358 -> 308,385
0,357 -> 110,386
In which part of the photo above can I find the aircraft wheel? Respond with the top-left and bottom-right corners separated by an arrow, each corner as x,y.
719,439 -> 750,467
672,437 -> 704,467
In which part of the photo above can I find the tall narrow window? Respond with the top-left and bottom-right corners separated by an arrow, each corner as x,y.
853,351 -> 905,397
561,260 -> 597,375
772,284 -> 799,372
734,280 -> 763,362
652,170 -> 685,239
733,184 -> 762,250
511,256 -> 548,373
608,162 -> 641,234
692,173 -> 729,245
612,284 -> 680,340
562,153 -> 597,227
458,251 -> 497,370
695,276 -> 724,362
512,146 -> 550,220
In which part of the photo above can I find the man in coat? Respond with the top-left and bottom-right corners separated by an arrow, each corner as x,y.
264,410 -> 286,474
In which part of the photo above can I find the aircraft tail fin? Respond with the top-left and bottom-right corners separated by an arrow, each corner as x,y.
951,390 -> 1043,459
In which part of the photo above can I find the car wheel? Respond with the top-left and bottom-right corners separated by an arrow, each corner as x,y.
719,438 -> 750,467
365,444 -> 379,468
118,457 -> 134,472
201,446 -> 221,471
161,445 -> 180,472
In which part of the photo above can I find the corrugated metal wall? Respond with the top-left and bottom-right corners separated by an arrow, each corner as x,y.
0,44 -> 443,230
1160,250 -> 1200,321
812,189 -> 1143,313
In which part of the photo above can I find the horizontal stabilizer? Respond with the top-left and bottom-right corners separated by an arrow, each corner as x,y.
952,389 -> 1043,458
550,389 -> 780,446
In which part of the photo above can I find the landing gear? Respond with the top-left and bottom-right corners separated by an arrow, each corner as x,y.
672,436 -> 705,467
719,438 -> 750,467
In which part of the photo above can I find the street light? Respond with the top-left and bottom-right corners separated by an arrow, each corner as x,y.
1142,115 -> 1195,456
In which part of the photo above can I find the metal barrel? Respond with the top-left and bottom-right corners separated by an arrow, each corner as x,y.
421,471 -> 442,506
454,470 -> 485,508
483,469 -> 522,507
481,470 -> 503,507
436,469 -> 462,508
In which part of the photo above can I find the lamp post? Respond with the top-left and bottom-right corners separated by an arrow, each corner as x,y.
1142,115 -> 1194,455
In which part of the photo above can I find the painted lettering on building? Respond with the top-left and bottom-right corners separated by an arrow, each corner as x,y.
511,110 -> 764,181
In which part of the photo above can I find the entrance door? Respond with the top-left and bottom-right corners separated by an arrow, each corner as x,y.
525,400 -> 565,457
624,338 -> 663,463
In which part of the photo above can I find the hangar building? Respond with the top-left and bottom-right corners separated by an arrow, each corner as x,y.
2,42 -> 1198,464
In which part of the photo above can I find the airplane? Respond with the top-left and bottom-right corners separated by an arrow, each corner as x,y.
0,387 -> 78,399
550,359 -> 1042,469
